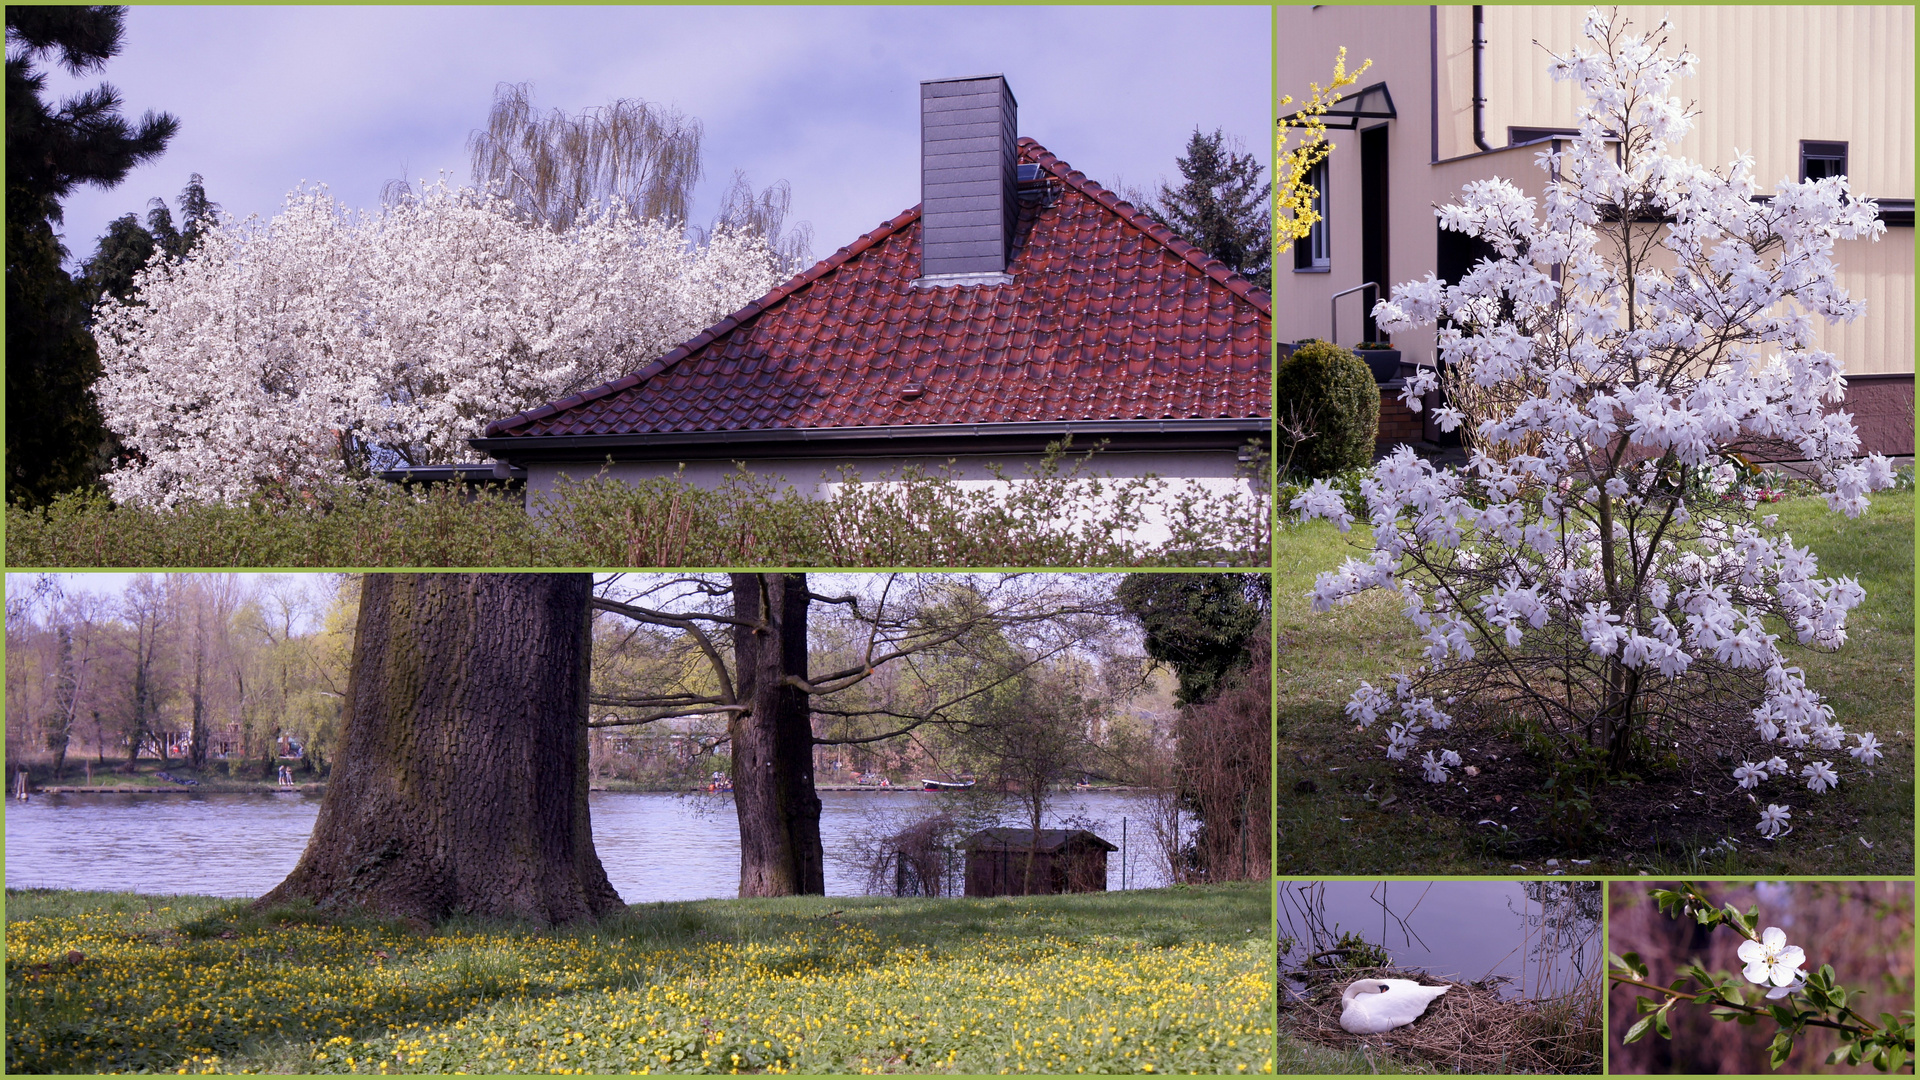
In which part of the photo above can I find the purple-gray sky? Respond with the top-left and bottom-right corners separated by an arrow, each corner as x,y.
39,5 -> 1272,269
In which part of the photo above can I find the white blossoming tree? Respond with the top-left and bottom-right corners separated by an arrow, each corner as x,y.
1291,11 -> 1895,841
93,182 -> 783,507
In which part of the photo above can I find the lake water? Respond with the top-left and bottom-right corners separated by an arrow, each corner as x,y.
1276,879 -> 1601,1000
4,789 -> 1169,901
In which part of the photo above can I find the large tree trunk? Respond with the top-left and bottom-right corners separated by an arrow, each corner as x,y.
49,627 -> 73,782
188,618 -> 208,770
729,573 -> 824,897
258,574 -> 622,926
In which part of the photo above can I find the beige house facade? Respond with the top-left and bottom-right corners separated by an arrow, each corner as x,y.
1274,6 -> 1915,456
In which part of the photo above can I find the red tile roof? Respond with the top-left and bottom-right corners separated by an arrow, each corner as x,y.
484,138 -> 1271,441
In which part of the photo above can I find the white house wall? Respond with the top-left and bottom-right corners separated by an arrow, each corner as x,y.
1277,5 -> 1914,385
1453,6 -> 1913,197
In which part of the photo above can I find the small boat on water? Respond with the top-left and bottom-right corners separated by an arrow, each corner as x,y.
920,779 -> 975,791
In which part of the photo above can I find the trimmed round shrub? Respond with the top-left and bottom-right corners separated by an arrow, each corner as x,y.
1275,339 -> 1379,478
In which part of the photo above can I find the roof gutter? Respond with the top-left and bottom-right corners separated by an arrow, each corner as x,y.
472,417 -> 1270,465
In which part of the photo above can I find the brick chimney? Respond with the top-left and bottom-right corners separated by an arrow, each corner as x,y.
916,74 -> 1017,287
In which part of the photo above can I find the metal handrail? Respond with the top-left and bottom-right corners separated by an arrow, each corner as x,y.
1329,281 -> 1379,345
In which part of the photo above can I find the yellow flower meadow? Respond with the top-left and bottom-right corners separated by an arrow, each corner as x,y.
6,887 -> 1273,1075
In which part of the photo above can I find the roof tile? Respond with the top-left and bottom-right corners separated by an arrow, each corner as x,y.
487,139 -> 1270,439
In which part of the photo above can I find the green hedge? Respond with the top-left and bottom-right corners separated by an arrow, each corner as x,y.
7,447 -> 1270,568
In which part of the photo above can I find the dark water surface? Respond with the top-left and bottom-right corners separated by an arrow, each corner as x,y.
1276,879 -> 1602,1000
5,789 -> 1169,901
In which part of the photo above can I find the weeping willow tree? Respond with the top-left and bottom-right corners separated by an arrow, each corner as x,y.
701,169 -> 814,274
466,83 -> 812,269
468,81 -> 703,230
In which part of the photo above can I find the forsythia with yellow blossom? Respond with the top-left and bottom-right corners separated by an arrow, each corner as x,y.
1273,49 -> 1372,250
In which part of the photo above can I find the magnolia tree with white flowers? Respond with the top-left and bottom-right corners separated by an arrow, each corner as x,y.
1291,11 -> 1895,841
93,182 -> 783,507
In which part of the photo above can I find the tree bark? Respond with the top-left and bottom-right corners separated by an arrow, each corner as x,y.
49,626 -> 73,782
128,632 -> 150,771
257,573 -> 623,926
188,609 -> 208,770
728,573 -> 825,897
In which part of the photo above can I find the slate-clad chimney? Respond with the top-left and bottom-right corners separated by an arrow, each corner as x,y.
917,74 -> 1017,287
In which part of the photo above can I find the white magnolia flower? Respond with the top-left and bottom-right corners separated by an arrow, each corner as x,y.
1306,9 -> 1891,825
1801,760 -> 1839,793
1737,926 -> 1808,989
1344,681 -> 1393,728
1291,480 -> 1354,533
1848,732 -> 1884,765
1756,804 -> 1793,838
1420,750 -> 1453,783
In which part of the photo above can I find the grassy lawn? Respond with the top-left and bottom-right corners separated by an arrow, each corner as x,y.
1276,491 -> 1914,876
4,883 -> 1272,1075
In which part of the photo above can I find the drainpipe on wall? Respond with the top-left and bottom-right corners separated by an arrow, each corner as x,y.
1429,6 -> 1440,163
1471,5 -> 1493,152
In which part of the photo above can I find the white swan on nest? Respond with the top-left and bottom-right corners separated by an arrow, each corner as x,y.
1339,978 -> 1451,1033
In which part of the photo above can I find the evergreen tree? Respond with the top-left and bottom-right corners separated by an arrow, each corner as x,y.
81,173 -> 218,303
1148,128 -> 1271,292
78,212 -> 154,305
6,6 -> 176,505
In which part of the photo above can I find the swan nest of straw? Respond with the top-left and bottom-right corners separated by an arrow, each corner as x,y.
1279,966 -> 1602,1074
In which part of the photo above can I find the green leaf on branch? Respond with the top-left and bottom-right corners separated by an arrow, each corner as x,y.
1611,951 -> 1649,979
1769,1030 -> 1795,1069
1624,1015 -> 1655,1044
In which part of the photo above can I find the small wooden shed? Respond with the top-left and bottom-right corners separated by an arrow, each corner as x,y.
962,827 -> 1116,897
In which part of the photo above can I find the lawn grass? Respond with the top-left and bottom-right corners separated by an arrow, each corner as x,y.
1276,490 -> 1914,876
4,883 -> 1273,1075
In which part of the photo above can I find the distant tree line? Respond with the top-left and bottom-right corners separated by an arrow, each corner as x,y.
4,574 -> 353,781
